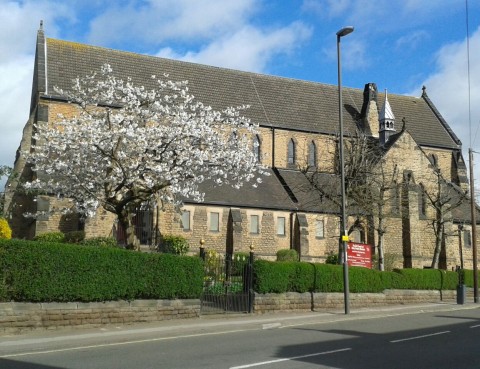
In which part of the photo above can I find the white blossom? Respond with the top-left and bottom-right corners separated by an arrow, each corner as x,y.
25,64 -> 266,246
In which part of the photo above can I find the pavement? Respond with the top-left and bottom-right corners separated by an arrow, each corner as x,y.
0,301 -> 478,348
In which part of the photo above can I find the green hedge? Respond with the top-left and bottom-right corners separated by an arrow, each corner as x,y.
392,268 -> 458,290
460,269 -> 477,287
0,239 -> 203,302
253,260 -> 459,294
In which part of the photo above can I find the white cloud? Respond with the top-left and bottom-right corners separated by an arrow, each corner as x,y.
87,0 -> 258,46
419,26 -> 480,147
0,0 -> 73,172
395,30 -> 430,52
0,56 -> 33,167
0,1 -> 71,61
156,22 -> 312,73
321,38 -> 368,71
411,26 -> 480,192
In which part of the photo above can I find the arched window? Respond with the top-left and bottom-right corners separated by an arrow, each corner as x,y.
253,135 -> 261,163
287,139 -> 295,165
308,141 -> 317,168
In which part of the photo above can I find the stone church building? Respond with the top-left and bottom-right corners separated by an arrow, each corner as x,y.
5,25 -> 479,270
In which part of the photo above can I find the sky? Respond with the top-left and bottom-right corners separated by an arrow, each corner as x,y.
1,0 -> 480,190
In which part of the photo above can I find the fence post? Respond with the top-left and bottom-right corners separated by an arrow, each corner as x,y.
199,239 -> 206,261
247,244 -> 255,313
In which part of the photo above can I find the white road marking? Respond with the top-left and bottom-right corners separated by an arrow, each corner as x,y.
390,331 -> 450,343
0,329 -> 246,358
262,323 -> 281,330
470,324 -> 480,328
229,348 -> 352,368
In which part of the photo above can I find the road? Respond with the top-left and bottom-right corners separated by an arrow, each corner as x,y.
0,304 -> 479,368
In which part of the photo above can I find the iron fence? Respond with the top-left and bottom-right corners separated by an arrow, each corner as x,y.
200,251 -> 254,314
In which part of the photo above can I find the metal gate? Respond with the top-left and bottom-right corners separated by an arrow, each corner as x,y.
200,251 -> 254,314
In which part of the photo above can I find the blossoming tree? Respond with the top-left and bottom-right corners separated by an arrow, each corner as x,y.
25,64 -> 265,249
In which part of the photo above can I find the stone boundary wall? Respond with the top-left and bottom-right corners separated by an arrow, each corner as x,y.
0,290 -> 470,334
253,289 -> 469,314
0,299 -> 200,335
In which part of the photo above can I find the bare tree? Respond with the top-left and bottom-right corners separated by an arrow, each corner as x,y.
301,129 -> 399,270
420,163 -> 468,269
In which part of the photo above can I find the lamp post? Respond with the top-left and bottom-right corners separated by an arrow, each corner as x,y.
337,26 -> 354,315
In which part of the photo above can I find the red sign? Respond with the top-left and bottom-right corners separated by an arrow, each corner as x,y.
347,242 -> 372,269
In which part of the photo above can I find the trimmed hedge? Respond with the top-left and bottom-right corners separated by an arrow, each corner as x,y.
392,268 -> 457,290
0,239 -> 203,302
253,260 -> 459,294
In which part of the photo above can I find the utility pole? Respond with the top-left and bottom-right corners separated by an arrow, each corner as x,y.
469,148 -> 478,302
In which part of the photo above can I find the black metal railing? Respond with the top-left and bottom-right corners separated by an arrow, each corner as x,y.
200,248 -> 254,314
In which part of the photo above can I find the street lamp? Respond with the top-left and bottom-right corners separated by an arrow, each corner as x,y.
337,26 -> 354,315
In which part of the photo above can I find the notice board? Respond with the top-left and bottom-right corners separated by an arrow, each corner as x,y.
347,242 -> 372,269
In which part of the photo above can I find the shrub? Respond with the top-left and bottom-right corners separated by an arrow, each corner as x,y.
159,235 -> 190,255
276,249 -> 298,262
33,232 -> 65,243
0,218 -> 12,240
0,238 -> 203,302
325,251 -> 338,265
81,237 -> 119,248
64,230 -> 86,244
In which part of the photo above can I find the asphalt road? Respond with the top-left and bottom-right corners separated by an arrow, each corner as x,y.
1,304 -> 479,369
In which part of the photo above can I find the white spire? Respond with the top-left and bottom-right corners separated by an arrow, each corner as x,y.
380,89 -> 395,121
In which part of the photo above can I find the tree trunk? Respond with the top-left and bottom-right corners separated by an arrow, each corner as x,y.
377,234 -> 385,271
376,203 -> 385,271
118,208 -> 139,250
431,235 -> 442,269
431,223 -> 443,269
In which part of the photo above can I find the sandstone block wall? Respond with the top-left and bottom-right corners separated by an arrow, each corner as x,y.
0,299 -> 200,335
0,290 -> 469,334
253,289 -> 468,314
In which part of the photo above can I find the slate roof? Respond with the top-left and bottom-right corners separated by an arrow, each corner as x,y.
186,169 -> 297,211
275,169 -> 340,213
40,36 -> 461,151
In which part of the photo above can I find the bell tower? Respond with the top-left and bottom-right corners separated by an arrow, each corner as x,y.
379,90 -> 395,146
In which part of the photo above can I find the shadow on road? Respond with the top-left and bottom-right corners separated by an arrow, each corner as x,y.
274,311 -> 480,369
0,358 -> 65,369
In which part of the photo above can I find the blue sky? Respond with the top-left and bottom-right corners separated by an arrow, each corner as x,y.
1,0 -> 480,188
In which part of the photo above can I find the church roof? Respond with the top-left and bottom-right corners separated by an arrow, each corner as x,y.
35,34 -> 462,151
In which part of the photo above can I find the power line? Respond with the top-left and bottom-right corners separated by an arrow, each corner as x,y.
466,0 -> 473,147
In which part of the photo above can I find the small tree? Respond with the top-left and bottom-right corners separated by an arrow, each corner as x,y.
420,165 -> 468,269
24,65 -> 265,249
301,129 -> 398,270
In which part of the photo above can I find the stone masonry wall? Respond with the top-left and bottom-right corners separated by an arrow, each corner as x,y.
0,290 -> 467,334
0,299 -> 200,335
253,289 -> 466,314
